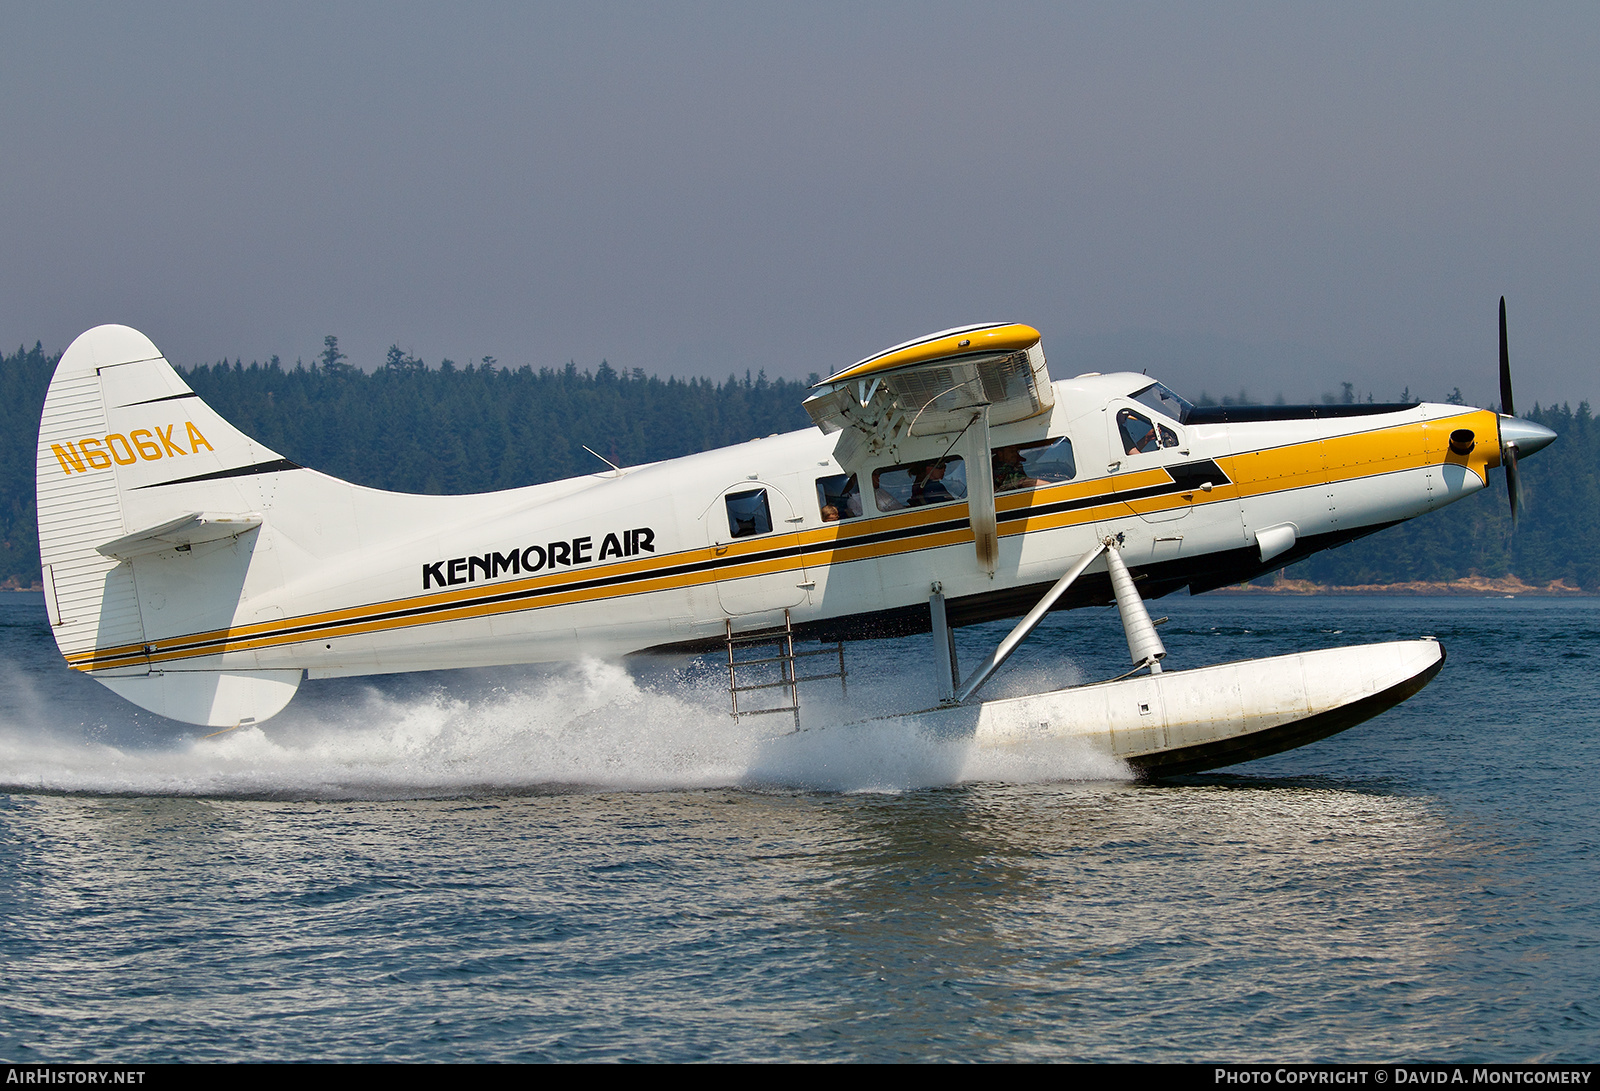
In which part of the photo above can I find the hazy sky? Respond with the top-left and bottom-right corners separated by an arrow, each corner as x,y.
4,3 -> 1596,408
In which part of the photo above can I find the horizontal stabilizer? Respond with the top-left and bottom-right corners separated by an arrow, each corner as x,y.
96,512 -> 263,560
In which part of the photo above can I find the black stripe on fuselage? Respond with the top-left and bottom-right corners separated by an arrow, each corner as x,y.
1184,403 -> 1417,425
127,511 -> 977,663
997,459 -> 1229,526
113,463 -> 1232,665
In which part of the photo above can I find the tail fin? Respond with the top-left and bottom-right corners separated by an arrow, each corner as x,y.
37,325 -> 303,727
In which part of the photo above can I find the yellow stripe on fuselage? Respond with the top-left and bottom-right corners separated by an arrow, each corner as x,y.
66,409 -> 1497,672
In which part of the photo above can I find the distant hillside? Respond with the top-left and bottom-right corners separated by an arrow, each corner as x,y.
2,343 -> 810,587
3,342 -> 1595,590
178,352 -> 813,496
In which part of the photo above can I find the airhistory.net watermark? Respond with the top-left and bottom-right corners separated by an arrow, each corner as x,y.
5,1071 -> 145,1085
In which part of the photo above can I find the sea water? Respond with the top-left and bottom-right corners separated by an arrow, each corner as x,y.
0,591 -> 1595,1062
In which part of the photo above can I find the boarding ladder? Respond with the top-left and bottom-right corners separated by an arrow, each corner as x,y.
725,610 -> 848,730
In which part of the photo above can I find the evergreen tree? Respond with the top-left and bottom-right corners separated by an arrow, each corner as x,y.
319,335 -> 348,372
2,342 -> 1596,591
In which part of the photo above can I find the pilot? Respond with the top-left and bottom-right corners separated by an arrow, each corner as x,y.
1118,409 -> 1160,455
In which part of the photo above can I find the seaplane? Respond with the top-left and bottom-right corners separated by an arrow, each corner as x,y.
34,305 -> 1555,775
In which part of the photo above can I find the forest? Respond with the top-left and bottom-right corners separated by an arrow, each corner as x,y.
3,340 -> 1596,591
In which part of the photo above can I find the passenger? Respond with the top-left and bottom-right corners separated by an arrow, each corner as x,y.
992,446 -> 1044,492
817,473 -> 863,522
911,461 -> 954,505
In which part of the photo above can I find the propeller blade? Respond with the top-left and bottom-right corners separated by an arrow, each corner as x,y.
1498,296 -> 1521,528
1499,296 -> 1515,418
1504,443 -> 1521,528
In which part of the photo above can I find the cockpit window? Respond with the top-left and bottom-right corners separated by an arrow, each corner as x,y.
1132,382 -> 1195,424
1118,407 -> 1182,455
872,457 -> 967,511
816,473 -> 862,522
1117,409 -> 1162,455
992,438 -> 1077,492
725,489 -> 773,538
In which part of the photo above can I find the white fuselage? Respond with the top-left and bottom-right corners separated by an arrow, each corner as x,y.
78,373 -> 1493,682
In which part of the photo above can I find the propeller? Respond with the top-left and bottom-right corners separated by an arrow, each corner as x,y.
1499,296 -> 1522,525
1494,298 -> 1560,526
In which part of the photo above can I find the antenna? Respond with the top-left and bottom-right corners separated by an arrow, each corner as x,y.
582,445 -> 623,477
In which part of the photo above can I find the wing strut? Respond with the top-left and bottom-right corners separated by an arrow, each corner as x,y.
956,407 -> 998,575
948,540 -> 1108,704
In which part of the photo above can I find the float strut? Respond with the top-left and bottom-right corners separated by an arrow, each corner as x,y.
930,583 -> 960,704
953,540 -> 1108,704
1104,540 -> 1167,674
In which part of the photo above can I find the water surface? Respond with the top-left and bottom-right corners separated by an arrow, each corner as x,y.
1,592 -> 1594,1061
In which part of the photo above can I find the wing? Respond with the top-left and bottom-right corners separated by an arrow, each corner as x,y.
804,322 -> 1055,575
802,322 -> 1054,467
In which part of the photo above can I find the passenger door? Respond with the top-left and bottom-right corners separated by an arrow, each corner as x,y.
706,482 -> 809,616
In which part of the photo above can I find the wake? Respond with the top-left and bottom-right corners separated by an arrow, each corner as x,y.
0,654 -> 1129,799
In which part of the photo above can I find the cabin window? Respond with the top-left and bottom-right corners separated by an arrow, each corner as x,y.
991,437 -> 1077,492
871,457 -> 967,512
816,473 -> 862,522
725,489 -> 773,538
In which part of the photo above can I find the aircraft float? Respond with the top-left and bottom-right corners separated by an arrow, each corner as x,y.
34,305 -> 1555,775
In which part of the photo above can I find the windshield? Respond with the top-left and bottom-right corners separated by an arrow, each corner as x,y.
1132,382 -> 1194,424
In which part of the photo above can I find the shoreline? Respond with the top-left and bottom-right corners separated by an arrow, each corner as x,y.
1213,575 -> 1593,596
